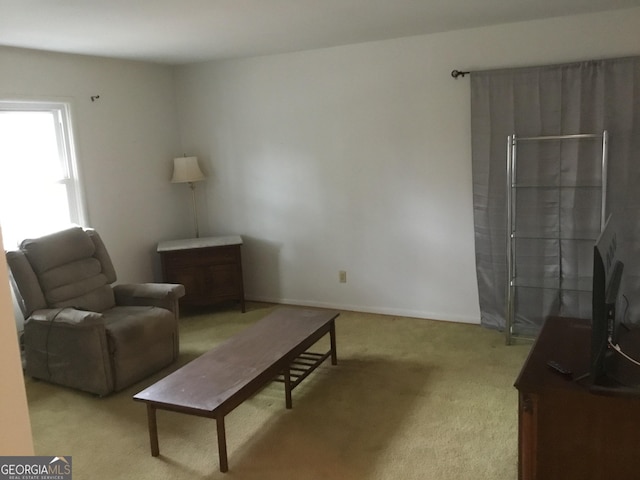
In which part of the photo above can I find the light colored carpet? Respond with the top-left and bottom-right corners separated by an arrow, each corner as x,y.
25,302 -> 531,479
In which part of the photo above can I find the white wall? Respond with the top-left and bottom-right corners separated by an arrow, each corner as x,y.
0,47 -> 185,283
1,8 -> 638,325
175,7 -> 640,323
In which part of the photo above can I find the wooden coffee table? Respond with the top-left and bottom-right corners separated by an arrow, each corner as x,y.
133,307 -> 339,472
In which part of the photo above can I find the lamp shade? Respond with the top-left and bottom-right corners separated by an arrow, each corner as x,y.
171,156 -> 205,183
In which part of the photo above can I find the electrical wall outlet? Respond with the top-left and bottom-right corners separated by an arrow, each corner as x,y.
339,270 -> 347,283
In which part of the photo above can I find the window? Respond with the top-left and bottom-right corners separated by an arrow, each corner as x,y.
0,101 -> 86,249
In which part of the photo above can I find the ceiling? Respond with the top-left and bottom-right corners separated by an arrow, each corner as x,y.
0,0 -> 638,65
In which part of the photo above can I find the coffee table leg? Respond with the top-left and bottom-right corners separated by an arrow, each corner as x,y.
330,321 -> 338,365
284,367 -> 292,409
147,404 -> 160,457
216,415 -> 229,472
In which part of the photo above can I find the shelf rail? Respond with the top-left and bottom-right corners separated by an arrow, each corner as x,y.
505,131 -> 608,345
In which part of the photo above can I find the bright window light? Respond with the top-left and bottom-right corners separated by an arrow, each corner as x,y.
0,102 -> 86,249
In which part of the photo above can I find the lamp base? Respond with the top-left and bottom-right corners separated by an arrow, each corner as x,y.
189,182 -> 200,238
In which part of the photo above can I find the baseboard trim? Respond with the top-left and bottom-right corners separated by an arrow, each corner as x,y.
245,295 -> 480,325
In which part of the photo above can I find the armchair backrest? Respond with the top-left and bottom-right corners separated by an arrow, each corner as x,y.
7,227 -> 118,316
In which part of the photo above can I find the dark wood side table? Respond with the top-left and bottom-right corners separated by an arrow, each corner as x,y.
157,235 -> 245,312
514,317 -> 640,480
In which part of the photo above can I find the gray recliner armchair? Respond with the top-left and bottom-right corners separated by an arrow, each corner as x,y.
6,226 -> 185,396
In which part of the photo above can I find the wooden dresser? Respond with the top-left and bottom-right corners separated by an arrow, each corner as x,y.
157,235 -> 245,312
514,317 -> 640,480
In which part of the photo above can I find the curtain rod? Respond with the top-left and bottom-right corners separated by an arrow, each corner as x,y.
451,70 -> 470,79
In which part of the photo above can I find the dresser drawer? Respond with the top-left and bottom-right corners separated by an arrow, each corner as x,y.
159,240 -> 245,312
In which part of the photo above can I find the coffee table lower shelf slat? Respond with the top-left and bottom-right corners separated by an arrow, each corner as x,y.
275,350 -> 332,389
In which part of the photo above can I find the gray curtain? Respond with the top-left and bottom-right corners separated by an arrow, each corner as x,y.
471,56 -> 640,332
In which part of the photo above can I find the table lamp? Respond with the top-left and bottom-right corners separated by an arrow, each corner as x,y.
171,156 -> 206,238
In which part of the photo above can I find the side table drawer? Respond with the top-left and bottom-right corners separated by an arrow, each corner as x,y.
162,245 -> 238,268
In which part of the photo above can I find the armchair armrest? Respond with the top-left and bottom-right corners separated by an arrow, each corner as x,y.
29,307 -> 104,327
113,283 -> 185,313
24,308 -> 114,396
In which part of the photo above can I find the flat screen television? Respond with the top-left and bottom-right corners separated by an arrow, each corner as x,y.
590,214 -> 625,386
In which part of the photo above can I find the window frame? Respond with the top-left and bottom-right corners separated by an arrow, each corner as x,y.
0,100 -> 88,235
